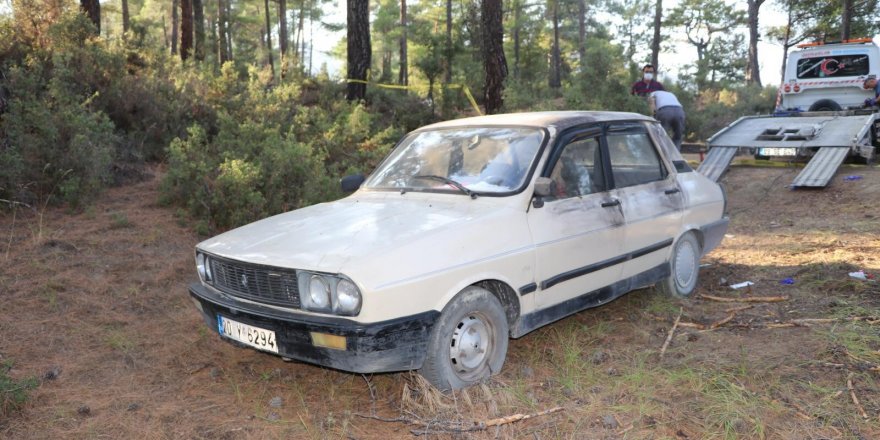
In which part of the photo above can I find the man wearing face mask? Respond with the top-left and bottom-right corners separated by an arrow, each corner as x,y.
631,64 -> 665,96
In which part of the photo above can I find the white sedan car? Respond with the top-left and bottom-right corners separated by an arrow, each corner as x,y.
188,111 -> 728,390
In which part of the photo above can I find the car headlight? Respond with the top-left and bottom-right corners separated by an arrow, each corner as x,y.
307,276 -> 332,311
196,252 -> 207,281
335,279 -> 362,315
298,272 -> 362,316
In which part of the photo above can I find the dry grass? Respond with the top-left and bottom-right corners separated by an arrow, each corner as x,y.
0,165 -> 878,439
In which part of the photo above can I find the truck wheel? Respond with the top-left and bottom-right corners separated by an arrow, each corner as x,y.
419,286 -> 509,391
657,232 -> 702,298
808,99 -> 842,112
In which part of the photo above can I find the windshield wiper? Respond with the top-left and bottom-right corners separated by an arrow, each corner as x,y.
412,175 -> 477,199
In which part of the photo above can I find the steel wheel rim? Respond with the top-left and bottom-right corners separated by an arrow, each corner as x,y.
449,312 -> 494,378
674,239 -> 697,289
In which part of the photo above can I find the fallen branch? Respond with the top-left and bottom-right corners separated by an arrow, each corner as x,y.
847,373 -> 869,420
483,406 -> 564,427
660,309 -> 682,359
678,321 -> 706,330
765,317 -> 879,329
699,293 -> 789,303
791,318 -> 836,325
710,312 -> 738,329
356,406 -> 565,435
789,403 -> 813,421
0,198 -> 32,209
773,393 -> 814,421
724,305 -> 754,313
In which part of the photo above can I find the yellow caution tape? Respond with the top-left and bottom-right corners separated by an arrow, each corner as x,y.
345,79 -> 483,116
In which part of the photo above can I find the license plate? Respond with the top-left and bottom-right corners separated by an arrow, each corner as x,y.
759,147 -> 798,157
217,315 -> 279,353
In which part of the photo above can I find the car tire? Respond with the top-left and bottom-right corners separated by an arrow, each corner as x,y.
419,286 -> 509,391
657,232 -> 702,298
808,99 -> 842,112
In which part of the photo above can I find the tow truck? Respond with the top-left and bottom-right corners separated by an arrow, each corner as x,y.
698,38 -> 880,187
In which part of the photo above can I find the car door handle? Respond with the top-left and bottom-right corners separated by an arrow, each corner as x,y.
601,199 -> 621,208
664,188 -> 680,195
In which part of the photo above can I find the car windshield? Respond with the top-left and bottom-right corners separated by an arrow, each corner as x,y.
364,127 -> 545,194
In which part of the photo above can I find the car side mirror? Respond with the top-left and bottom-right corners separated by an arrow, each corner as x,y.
534,177 -> 553,197
340,174 -> 366,192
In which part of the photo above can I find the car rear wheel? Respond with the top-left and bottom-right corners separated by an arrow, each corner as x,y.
657,232 -> 702,298
419,286 -> 509,391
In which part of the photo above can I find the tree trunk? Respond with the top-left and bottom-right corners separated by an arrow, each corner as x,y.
513,0 -> 520,79
779,6 -> 793,85
549,0 -> 561,89
79,0 -> 100,34
209,15 -> 218,69
482,0 -> 507,114
745,0 -> 763,86
218,0 -> 228,64
651,0 -> 661,70
122,0 -> 130,34
399,0 -> 408,85
445,0 -> 452,83
264,0 -> 274,75
226,0 -> 234,60
299,0 -> 306,72
841,0 -> 852,40
578,0 -> 586,61
162,14 -> 168,48
293,4 -> 301,68
346,0 -> 371,101
279,0 -> 288,64
171,0 -> 179,55
194,0 -> 205,61
180,0 -> 193,61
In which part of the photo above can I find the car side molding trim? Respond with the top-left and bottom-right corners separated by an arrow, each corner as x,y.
519,283 -> 538,295
513,263 -> 670,338
540,238 -> 673,290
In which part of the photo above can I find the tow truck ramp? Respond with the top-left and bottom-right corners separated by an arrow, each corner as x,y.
697,112 -> 877,188
790,147 -> 851,187
696,146 -> 737,182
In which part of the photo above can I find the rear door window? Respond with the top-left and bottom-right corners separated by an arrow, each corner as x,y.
606,123 -> 667,188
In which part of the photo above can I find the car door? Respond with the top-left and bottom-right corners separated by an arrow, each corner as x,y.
527,128 -> 626,311
604,122 -> 684,285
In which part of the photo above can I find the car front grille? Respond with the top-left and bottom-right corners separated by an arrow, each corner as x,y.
209,256 -> 301,309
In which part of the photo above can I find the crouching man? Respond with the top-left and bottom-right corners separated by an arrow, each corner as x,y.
649,90 -> 686,150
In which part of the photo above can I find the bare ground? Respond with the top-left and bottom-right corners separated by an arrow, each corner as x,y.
1,164 -> 879,439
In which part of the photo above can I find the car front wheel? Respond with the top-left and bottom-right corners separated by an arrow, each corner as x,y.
419,286 -> 509,391
657,232 -> 702,298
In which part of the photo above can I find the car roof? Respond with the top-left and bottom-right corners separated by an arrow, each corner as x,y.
418,111 -> 654,132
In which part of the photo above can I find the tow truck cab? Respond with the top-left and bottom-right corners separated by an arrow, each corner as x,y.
780,38 -> 880,112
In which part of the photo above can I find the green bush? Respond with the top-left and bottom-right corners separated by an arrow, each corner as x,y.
1,63 -> 116,207
159,90 -> 420,231
683,85 -> 777,142
1,360 -> 39,419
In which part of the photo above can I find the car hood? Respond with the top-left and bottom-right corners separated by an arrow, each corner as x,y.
198,192 -> 525,275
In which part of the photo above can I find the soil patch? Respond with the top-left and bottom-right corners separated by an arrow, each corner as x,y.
1,165 -> 878,439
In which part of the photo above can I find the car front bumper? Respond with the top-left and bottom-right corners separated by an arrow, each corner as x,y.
188,283 -> 439,373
